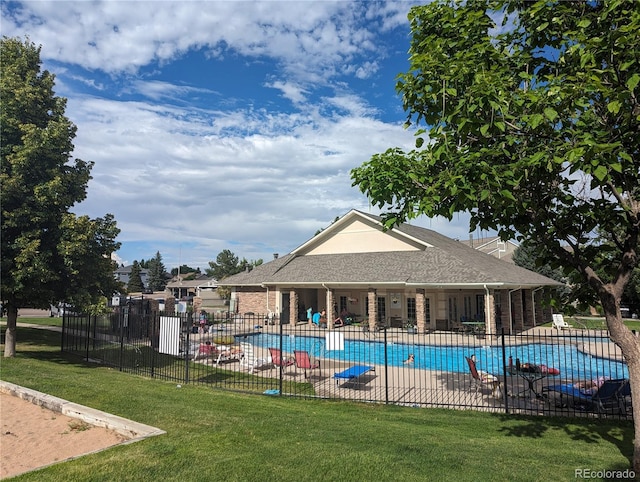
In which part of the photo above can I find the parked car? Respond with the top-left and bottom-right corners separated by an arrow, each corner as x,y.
49,303 -> 76,317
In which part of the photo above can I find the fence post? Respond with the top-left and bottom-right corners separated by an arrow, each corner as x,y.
61,310 -> 66,352
383,328 -> 389,404
150,311 -> 156,378
277,318 -> 284,395
119,307 -> 125,371
184,313 -> 191,384
500,328 -> 509,413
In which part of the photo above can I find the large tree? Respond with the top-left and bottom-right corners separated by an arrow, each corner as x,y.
351,0 -> 640,470
206,249 -> 240,280
147,251 -> 167,292
127,261 -> 144,293
206,249 -> 263,280
1,37 -> 121,356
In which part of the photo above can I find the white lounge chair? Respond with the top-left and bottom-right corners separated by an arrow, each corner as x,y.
552,314 -> 571,330
239,342 -> 268,374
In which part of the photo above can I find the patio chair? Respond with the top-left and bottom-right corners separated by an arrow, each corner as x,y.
552,314 -> 571,330
213,345 -> 243,365
465,355 -> 501,398
294,350 -> 320,379
193,342 -> 216,361
269,347 -> 295,372
239,342 -> 268,374
544,378 -> 630,414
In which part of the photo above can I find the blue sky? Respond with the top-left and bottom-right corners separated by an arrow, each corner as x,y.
2,0 -> 485,271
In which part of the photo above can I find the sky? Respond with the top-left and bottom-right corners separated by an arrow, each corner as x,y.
2,0 -> 487,271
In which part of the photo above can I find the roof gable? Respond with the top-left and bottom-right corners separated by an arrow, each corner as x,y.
292,210 -> 431,256
223,210 -> 562,289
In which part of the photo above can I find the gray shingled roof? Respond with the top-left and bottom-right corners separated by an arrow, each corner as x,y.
222,212 -> 562,288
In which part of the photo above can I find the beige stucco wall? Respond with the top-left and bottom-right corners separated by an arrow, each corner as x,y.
304,218 -> 426,255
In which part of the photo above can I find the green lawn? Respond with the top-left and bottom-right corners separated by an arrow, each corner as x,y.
4,316 -> 64,328
0,326 -> 634,481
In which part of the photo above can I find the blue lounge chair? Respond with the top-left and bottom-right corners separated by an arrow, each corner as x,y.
334,365 -> 374,389
544,378 -> 630,414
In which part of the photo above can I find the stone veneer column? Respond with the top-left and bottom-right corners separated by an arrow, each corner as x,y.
193,297 -> 203,315
523,289 -> 534,328
485,289 -> 495,336
416,289 -> 426,333
513,290 -> 524,332
326,289 -> 335,330
368,289 -> 377,331
164,297 -> 175,313
149,299 -> 160,313
290,289 -> 298,325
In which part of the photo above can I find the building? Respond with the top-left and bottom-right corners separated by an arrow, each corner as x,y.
460,235 -> 520,262
114,265 -> 149,289
165,274 -> 216,299
222,210 -> 563,334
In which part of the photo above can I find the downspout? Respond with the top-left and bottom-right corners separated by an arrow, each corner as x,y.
532,286 -> 544,327
261,284 -> 270,312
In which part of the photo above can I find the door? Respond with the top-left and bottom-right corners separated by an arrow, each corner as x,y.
281,293 -> 290,324
377,296 -> 386,324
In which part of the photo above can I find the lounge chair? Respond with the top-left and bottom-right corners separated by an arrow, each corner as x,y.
544,378 -> 630,414
465,355 -> 501,397
269,347 -> 295,372
334,365 -> 374,389
552,314 -> 571,330
239,342 -> 268,374
193,342 -> 216,361
294,350 -> 320,379
214,345 -> 244,365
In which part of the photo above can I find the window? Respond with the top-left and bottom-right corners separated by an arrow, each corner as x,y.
407,297 -> 416,321
425,298 -> 431,324
448,297 -> 458,322
339,296 -> 348,313
463,296 -> 472,318
476,294 -> 485,321
377,296 -> 386,322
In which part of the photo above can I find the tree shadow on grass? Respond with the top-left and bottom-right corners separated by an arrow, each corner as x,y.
2,327 -> 89,365
492,412 -> 634,473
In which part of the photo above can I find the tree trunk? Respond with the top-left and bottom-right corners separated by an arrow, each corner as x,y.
625,351 -> 640,476
604,307 -> 640,475
3,306 -> 18,357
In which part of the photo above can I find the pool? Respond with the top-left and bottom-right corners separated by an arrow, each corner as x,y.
246,333 -> 628,381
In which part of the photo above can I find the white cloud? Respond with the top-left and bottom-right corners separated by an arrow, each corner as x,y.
65,88 -> 418,266
3,1 -> 479,268
4,1 -> 403,82
265,80 -> 308,105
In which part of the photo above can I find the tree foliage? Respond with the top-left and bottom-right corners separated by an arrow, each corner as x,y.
171,265 -> 198,276
512,241 -> 570,307
351,0 -> 639,469
1,37 -> 121,356
146,251 -> 167,292
206,249 -> 263,280
127,261 -> 144,293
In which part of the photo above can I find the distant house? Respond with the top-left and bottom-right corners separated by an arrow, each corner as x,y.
165,274 -> 217,299
114,265 -> 149,289
222,210 -> 562,335
460,236 -> 520,263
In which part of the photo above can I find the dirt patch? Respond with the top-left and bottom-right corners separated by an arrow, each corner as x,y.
0,392 -> 129,478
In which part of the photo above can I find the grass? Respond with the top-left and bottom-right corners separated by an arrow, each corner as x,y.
0,326 -> 635,481
4,316 -> 64,328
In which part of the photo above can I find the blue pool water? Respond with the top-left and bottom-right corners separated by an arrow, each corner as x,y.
246,333 -> 628,381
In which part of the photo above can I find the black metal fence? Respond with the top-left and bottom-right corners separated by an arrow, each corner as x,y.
61,310 -> 633,420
